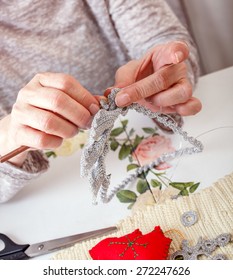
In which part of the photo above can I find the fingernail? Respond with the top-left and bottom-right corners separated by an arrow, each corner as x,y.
175,51 -> 184,63
89,103 -> 99,115
86,117 -> 93,129
115,93 -> 131,107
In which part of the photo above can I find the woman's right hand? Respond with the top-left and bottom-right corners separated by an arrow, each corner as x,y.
0,72 -> 100,166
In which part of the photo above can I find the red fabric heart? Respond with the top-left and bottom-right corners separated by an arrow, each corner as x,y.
89,226 -> 172,260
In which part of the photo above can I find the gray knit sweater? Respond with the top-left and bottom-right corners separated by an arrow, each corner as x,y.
0,0 -> 199,202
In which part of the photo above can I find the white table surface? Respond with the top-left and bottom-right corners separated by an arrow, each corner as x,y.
0,66 -> 233,260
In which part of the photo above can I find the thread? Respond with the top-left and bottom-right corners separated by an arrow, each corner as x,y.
168,125 -> 233,182
164,228 -> 186,240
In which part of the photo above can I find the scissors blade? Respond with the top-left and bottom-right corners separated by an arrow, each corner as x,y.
25,226 -> 117,257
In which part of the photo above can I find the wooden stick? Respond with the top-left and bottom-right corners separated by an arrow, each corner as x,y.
0,146 -> 29,163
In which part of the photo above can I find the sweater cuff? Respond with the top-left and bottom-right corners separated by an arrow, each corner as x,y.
0,150 -> 49,202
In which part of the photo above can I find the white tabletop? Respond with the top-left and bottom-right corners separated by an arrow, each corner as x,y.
1,66 -> 233,260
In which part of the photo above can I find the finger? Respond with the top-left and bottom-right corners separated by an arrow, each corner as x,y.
31,72 -> 100,115
114,60 -> 141,87
103,87 -> 113,97
152,41 -> 189,71
19,86 -> 93,127
136,99 -> 176,114
103,60 -> 141,97
135,52 -> 154,81
159,107 -> 177,114
12,103 -> 80,139
147,78 -> 192,107
13,124 -> 63,150
115,63 -> 186,107
175,97 -> 202,116
94,95 -> 107,102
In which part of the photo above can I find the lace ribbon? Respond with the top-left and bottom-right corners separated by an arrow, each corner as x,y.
81,88 -> 203,204
170,233 -> 231,260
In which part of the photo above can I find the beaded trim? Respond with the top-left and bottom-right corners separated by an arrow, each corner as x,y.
81,88 -> 203,204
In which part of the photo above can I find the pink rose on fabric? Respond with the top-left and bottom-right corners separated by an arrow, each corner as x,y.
132,135 -> 174,168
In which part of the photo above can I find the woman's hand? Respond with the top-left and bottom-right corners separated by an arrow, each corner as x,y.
0,72 -> 99,166
112,41 -> 202,116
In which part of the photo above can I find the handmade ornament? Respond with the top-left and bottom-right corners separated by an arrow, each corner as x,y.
181,210 -> 198,227
170,233 -> 231,260
81,88 -> 203,204
89,226 -> 171,260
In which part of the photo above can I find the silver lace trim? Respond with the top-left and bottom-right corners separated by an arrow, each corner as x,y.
170,233 -> 231,260
81,88 -> 204,204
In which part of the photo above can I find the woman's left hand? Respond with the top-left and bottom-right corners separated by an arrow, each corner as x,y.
111,41 -> 202,116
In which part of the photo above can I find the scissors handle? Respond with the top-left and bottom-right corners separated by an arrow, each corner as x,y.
0,233 -> 30,260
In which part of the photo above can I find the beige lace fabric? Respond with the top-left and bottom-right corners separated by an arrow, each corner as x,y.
53,172 -> 233,260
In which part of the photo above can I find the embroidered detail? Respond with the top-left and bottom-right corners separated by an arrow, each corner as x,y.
109,235 -> 148,259
170,233 -> 231,260
81,88 -> 203,204
181,210 -> 198,227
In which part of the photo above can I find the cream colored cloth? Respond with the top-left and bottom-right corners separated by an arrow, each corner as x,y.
53,172 -> 233,260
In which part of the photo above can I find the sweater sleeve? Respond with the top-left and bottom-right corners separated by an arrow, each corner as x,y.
0,150 -> 49,203
0,108 -> 49,203
107,0 -> 200,86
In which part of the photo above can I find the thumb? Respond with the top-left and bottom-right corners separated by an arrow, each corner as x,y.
104,60 -> 140,96
114,60 -> 141,87
152,41 -> 190,71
